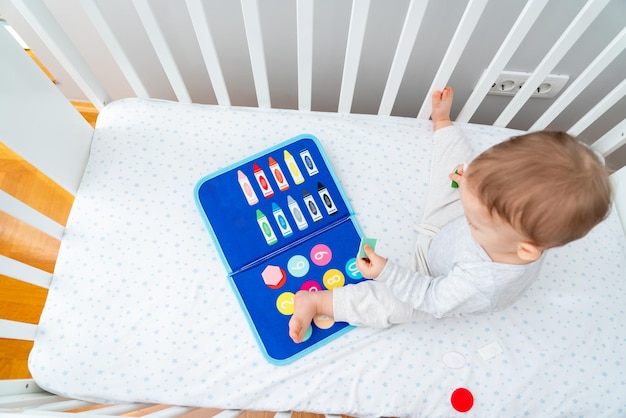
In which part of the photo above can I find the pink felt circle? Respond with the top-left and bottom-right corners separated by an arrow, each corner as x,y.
310,244 -> 332,266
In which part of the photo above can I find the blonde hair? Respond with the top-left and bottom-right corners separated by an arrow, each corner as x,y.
465,131 -> 611,248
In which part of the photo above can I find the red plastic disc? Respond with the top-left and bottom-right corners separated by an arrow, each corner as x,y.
451,387 -> 474,413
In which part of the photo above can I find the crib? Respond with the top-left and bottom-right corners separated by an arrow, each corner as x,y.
1,0 -> 626,416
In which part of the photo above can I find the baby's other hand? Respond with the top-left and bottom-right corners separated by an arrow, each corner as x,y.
448,163 -> 466,188
356,244 -> 387,279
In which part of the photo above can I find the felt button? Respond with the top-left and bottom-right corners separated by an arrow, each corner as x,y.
442,351 -> 466,369
313,314 -> 334,329
322,269 -> 345,290
451,387 -> 474,412
261,265 -> 286,289
477,340 -> 503,361
310,244 -> 332,266
344,257 -> 362,279
287,255 -> 309,277
276,292 -> 295,315
301,280 -> 322,292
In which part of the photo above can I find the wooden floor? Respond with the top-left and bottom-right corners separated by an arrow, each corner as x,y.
0,141 -> 75,380
0,108 -> 341,417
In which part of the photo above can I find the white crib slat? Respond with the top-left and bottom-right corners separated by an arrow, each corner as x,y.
0,319 -> 38,341
0,396 -> 88,416
32,400 -> 93,412
0,379 -> 44,398
186,0 -> 231,106
0,396 -> 62,411
568,78 -> 626,137
0,413 -> 88,418
494,0 -> 610,127
378,0 -> 429,116
132,0 -> 191,103
297,0 -> 313,111
417,0 -> 488,119
240,0 -> 271,109
0,412 -> 103,417
456,0 -> 549,122
81,0 -> 150,98
76,403 -> 151,415
0,190 -> 64,240
591,118 -> 626,157
530,26 -> 626,131
1,252 -> 53,293
0,255 -> 52,289
10,0 -> 111,109
338,0 -> 370,114
141,406 -> 193,418
212,411 -> 243,418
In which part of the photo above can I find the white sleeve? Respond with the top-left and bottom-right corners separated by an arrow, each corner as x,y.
375,260 -> 493,318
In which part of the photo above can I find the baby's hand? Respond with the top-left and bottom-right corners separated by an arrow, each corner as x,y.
432,86 -> 454,131
355,244 -> 387,279
449,163 -> 466,188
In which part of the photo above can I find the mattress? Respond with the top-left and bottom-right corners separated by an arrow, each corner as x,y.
30,98 -> 626,417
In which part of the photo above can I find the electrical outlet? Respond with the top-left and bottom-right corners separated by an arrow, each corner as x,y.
487,70 -> 569,98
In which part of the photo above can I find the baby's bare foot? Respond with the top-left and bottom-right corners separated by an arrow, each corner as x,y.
432,86 -> 454,131
288,291 -> 317,343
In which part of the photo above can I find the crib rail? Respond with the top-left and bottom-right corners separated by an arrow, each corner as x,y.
0,389 -> 344,418
0,0 -> 625,168
0,393 -> 340,418
1,380 -> 348,418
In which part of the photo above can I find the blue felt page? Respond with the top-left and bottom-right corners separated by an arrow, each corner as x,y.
195,135 -> 353,273
195,134 -> 366,364
231,218 -> 365,364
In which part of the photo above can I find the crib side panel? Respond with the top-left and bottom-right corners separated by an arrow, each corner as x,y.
0,20 -> 92,195
3,0 -> 626,169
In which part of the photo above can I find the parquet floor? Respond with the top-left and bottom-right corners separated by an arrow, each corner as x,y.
0,140 -> 74,379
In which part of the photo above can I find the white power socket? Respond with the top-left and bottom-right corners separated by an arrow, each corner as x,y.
487,70 -> 569,98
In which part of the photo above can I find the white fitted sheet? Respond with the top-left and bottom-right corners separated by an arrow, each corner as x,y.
30,98 -> 626,417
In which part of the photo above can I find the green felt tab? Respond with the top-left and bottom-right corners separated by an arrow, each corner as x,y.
358,237 -> 377,258
451,169 -> 459,188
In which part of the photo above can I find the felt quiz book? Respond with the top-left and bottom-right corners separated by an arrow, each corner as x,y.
194,134 -> 367,364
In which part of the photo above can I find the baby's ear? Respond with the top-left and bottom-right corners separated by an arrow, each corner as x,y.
517,241 -> 543,262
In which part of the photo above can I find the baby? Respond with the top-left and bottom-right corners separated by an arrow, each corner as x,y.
289,87 -> 612,343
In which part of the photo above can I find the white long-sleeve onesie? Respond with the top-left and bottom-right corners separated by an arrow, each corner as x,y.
332,125 -> 544,327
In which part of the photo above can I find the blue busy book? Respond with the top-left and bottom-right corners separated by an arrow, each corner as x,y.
194,134 -> 366,365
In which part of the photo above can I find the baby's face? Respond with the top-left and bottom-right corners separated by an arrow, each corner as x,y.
458,177 -> 527,262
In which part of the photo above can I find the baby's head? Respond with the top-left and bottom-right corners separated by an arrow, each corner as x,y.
464,131 -> 611,254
